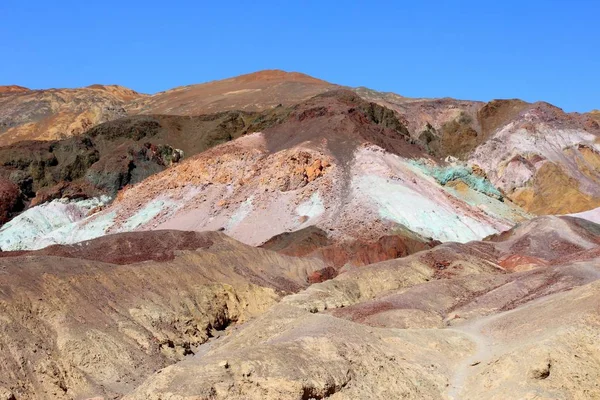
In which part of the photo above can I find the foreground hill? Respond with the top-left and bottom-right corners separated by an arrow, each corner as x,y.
0,85 -> 144,146
0,231 -> 325,399
1,216 -> 600,399
124,216 -> 600,400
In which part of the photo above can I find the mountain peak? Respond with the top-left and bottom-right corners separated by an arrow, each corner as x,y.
230,69 -> 329,85
86,84 -> 146,100
0,85 -> 30,93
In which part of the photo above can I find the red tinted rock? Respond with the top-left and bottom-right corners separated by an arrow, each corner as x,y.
0,230 -> 215,265
0,177 -> 21,224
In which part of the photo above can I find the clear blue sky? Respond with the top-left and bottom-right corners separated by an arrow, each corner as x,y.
1,0 -> 598,112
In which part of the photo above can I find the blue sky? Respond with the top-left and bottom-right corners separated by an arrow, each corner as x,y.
1,0 -> 598,112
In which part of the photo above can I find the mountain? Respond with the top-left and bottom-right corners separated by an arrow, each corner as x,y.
4,75 -> 599,260
0,85 -> 30,94
0,91 -> 529,268
3,70 -> 598,220
0,84 -> 145,146
1,70 -> 600,399
0,107 -> 293,222
0,70 -> 333,148
359,89 -> 600,215
126,69 -> 335,115
1,72 -> 599,264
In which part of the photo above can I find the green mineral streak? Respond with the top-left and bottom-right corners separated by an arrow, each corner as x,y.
410,161 -> 503,199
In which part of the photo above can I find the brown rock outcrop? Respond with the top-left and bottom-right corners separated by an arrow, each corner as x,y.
0,176 -> 22,224
0,85 -> 145,146
125,217 -> 600,400
0,231 -> 325,399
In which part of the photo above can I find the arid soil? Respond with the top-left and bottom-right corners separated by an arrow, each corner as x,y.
2,217 -> 600,399
0,231 -> 325,399
123,217 -> 600,400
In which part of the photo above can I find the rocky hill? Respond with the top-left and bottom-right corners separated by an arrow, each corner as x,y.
0,231 -> 325,399
0,91 -> 530,267
124,216 -> 600,400
2,217 -> 600,399
126,69 -> 336,115
0,84 -> 145,146
359,89 -> 600,215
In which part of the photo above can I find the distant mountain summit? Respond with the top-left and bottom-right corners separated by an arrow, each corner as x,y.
0,70 -> 333,146
0,84 -> 146,146
0,85 -> 30,93
126,69 -> 336,115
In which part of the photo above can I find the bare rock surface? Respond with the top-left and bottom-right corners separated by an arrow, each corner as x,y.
0,85 -> 145,146
20,91 -> 527,266
125,217 -> 600,400
0,109 -> 290,224
0,230 -> 325,399
0,176 -> 22,224
359,88 -> 600,215
3,71 -> 600,254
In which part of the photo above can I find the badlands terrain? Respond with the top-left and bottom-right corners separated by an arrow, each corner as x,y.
1,70 -> 600,399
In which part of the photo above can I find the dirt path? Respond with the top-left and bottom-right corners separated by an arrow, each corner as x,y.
446,322 -> 493,400
444,303 -> 532,399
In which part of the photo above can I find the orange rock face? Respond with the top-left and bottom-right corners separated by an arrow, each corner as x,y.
304,159 -> 328,182
0,85 -> 146,146
498,254 -> 550,272
0,85 -> 30,94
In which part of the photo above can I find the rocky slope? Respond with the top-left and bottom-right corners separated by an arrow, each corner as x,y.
0,85 -> 30,94
0,107 -> 295,225
2,216 -> 597,399
3,71 -> 599,232
0,176 -> 24,224
123,216 -> 600,400
0,91 -> 529,266
0,85 -> 145,146
359,88 -> 600,215
0,230 -> 325,399
0,70 -> 332,147
125,74 -> 600,217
